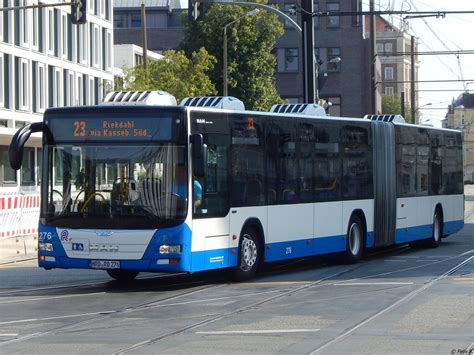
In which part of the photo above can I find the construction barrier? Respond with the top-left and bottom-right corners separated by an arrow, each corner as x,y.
0,192 -> 40,238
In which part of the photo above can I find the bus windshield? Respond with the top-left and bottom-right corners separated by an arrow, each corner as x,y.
42,143 -> 188,229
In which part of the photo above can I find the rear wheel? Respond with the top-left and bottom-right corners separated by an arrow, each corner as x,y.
344,215 -> 365,264
427,210 -> 443,248
231,227 -> 261,281
107,269 -> 139,282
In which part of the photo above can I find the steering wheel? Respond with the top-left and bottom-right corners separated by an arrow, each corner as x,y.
80,192 -> 106,212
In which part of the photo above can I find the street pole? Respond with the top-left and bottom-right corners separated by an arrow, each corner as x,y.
370,0 -> 377,114
301,0 -> 315,103
401,91 -> 406,118
410,35 -> 416,124
223,26 -> 228,96
141,3 -> 148,70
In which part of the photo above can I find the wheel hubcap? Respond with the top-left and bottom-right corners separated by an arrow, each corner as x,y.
241,235 -> 258,271
434,214 -> 441,242
349,223 -> 361,256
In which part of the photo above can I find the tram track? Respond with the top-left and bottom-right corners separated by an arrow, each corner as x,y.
0,247 -> 471,352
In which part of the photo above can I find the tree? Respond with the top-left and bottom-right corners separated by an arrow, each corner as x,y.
180,3 -> 285,111
382,94 -> 411,122
119,48 -> 217,102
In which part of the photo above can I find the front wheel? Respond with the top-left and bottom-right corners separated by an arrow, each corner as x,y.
231,227 -> 261,281
107,269 -> 139,282
344,215 -> 365,264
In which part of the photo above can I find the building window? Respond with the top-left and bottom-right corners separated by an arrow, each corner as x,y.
317,47 -> 341,72
284,3 -> 297,28
114,13 -> 126,28
277,48 -> 299,72
62,14 -> 68,59
16,58 -> 29,111
377,43 -> 384,53
384,67 -> 394,80
385,86 -> 394,95
34,62 -> 46,112
0,53 -> 3,108
65,70 -> 75,106
105,0 -> 111,20
47,9 -> 54,55
77,74 -> 84,105
20,0 -> 29,46
327,3 -> 340,28
21,147 -> 35,186
134,53 -> 143,66
323,96 -> 341,116
314,3 -> 319,27
131,13 -> 141,28
78,24 -> 88,64
88,76 -> 95,105
384,42 -> 393,53
49,66 -> 61,107
1,146 -> 18,185
0,8 -> 3,42
91,24 -> 100,68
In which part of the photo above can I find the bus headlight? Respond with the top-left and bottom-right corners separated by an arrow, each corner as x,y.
159,245 -> 181,254
39,243 -> 54,252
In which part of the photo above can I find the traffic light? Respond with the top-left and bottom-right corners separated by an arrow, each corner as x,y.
71,0 -> 87,25
188,0 -> 204,21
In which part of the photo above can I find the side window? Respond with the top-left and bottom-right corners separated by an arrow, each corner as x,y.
416,129 -> 429,196
230,115 -> 265,207
21,147 -> 35,186
314,123 -> 341,201
298,123 -> 314,202
395,126 -> 417,197
341,124 -> 373,200
429,130 -> 444,195
443,131 -> 463,195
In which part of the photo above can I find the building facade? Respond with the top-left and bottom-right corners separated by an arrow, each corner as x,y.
366,16 -> 420,120
444,93 -> 474,182
0,0 -> 114,258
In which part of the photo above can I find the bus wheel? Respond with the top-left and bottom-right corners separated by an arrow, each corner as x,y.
107,270 -> 139,282
427,210 -> 443,248
345,215 -> 364,264
232,227 -> 260,281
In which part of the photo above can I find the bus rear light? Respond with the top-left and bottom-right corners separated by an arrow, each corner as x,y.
169,258 -> 179,265
39,255 -> 55,262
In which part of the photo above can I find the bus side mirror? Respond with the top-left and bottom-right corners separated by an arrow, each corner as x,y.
9,122 -> 43,170
191,133 -> 206,177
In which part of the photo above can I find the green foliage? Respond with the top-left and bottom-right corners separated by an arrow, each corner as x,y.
180,3 -> 285,111
122,48 -> 217,102
382,94 -> 411,122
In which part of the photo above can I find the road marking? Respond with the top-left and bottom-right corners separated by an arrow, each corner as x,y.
460,250 -> 474,257
384,260 -> 407,262
196,329 -> 320,335
0,292 -> 106,305
452,277 -> 474,282
310,256 -> 474,354
334,282 -> 413,286
0,333 -> 18,337
237,281 -> 311,286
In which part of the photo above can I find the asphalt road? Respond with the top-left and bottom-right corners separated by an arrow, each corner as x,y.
0,204 -> 473,354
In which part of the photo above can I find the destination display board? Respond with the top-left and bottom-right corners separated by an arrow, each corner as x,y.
44,111 -> 185,143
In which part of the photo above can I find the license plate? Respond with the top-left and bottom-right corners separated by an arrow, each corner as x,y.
90,260 -> 120,269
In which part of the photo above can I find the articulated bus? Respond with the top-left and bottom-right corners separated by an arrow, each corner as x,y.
9,91 -> 464,281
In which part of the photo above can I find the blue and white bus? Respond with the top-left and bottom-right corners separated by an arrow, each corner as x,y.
9,91 -> 464,281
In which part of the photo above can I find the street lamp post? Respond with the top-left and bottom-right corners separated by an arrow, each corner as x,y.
223,9 -> 259,96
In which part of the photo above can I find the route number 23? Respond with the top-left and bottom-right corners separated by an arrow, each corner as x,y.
73,121 -> 86,137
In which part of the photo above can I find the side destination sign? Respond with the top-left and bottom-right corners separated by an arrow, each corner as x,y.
46,116 -> 177,142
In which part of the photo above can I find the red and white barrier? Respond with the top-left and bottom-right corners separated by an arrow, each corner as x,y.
0,193 -> 40,238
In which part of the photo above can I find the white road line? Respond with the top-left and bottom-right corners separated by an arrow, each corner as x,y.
0,292 -> 106,305
333,282 -> 413,286
0,310 -> 116,327
0,333 -> 18,337
460,250 -> 474,257
196,329 -> 320,335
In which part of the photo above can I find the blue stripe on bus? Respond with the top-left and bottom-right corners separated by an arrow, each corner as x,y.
394,219 -> 464,244
38,219 -> 463,273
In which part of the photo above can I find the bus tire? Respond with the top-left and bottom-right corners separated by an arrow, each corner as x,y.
231,227 -> 261,281
107,269 -> 139,282
427,209 -> 443,248
344,214 -> 365,264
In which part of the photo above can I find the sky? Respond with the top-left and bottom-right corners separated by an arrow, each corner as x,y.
363,0 -> 474,126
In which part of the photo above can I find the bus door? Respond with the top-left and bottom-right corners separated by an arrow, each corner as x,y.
190,111 -> 232,270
